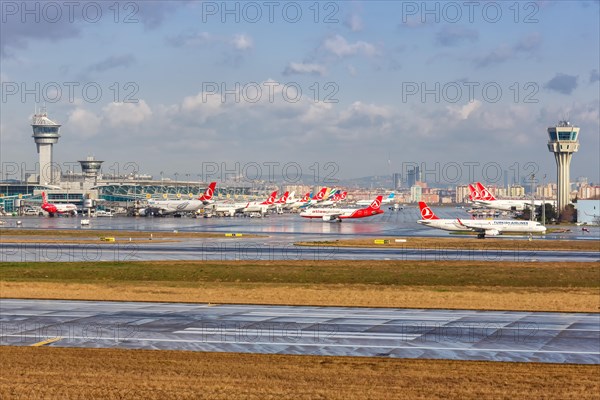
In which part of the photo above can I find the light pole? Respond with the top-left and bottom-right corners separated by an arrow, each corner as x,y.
542,174 -> 547,225
174,172 -> 179,197
530,173 -> 535,221
160,171 -> 164,196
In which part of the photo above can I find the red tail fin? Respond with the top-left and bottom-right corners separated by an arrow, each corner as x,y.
278,191 -> 289,203
262,191 -> 278,205
418,202 -> 439,220
367,196 -> 383,210
41,191 -> 48,205
199,182 -> 216,201
314,187 -> 327,200
476,182 -> 496,201
300,192 -> 310,202
468,184 -> 480,201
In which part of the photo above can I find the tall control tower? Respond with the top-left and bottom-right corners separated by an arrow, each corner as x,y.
547,121 -> 580,214
31,108 -> 61,184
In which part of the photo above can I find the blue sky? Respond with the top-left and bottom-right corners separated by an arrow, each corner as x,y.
1,1 -> 599,185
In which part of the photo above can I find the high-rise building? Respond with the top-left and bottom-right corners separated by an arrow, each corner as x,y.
393,173 -> 402,189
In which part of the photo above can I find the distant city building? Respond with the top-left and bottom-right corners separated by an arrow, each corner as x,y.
410,185 -> 422,202
455,185 -> 470,203
536,183 -> 557,200
393,173 -> 402,190
578,184 -> 600,200
406,166 -> 420,188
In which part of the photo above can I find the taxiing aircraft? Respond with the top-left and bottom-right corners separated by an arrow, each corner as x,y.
300,195 -> 384,222
41,192 -> 78,216
139,182 -> 216,216
417,202 -> 546,238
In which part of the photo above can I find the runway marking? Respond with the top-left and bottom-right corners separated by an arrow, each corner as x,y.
4,335 -> 598,356
30,337 -> 62,347
176,326 -> 600,334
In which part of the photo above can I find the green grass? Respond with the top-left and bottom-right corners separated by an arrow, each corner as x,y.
1,260 -> 598,288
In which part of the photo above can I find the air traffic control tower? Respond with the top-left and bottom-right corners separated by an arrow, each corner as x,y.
547,121 -> 580,213
31,108 -> 61,185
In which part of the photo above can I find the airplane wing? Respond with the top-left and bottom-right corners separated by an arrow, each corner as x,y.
457,219 -> 501,235
321,213 -> 342,221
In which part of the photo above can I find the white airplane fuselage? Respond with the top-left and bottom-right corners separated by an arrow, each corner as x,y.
146,199 -> 205,214
418,218 -> 546,235
474,199 -> 554,211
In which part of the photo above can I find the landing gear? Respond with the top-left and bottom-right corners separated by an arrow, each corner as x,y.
477,233 -> 485,239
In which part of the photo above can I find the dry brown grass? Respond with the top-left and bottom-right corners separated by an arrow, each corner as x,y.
296,237 -> 600,251
1,346 -> 598,399
2,281 -> 598,312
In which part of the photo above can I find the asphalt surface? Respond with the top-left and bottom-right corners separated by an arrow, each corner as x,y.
2,210 -> 598,262
1,299 -> 598,364
1,209 -> 598,241
1,241 -> 598,262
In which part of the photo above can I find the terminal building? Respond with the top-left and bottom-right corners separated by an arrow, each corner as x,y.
0,110 -> 265,214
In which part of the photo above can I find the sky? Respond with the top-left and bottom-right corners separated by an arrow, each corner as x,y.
1,0 -> 599,187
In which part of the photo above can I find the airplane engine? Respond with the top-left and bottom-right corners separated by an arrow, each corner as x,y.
322,215 -> 340,222
486,229 -> 500,236
138,208 -> 147,216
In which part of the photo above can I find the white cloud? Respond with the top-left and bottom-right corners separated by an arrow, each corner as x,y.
283,62 -> 326,76
231,34 -> 253,50
447,100 -> 481,120
66,108 -> 102,137
103,100 -> 151,127
346,14 -> 363,32
322,35 -> 378,57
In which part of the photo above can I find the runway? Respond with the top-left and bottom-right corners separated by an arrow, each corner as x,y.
2,211 -> 598,241
1,299 -> 598,364
1,241 -> 599,262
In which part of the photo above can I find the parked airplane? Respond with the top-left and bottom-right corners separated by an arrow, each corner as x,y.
319,190 -> 348,206
417,202 -> 546,238
139,182 -> 216,216
300,195 -> 384,222
242,190 -> 278,214
471,182 -> 553,211
286,192 -> 312,210
356,192 -> 395,206
41,192 -> 77,216
306,187 -> 329,206
273,191 -> 291,213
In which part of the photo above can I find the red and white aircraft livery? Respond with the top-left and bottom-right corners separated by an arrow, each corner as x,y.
318,190 -> 347,206
41,192 -> 77,216
471,182 -> 553,211
417,201 -> 546,238
286,192 -> 312,210
306,187 -> 328,205
300,196 -> 384,222
242,190 -> 278,214
140,182 -> 217,216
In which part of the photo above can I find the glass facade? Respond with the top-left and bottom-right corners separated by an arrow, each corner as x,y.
33,126 -> 59,134
549,129 -> 578,141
